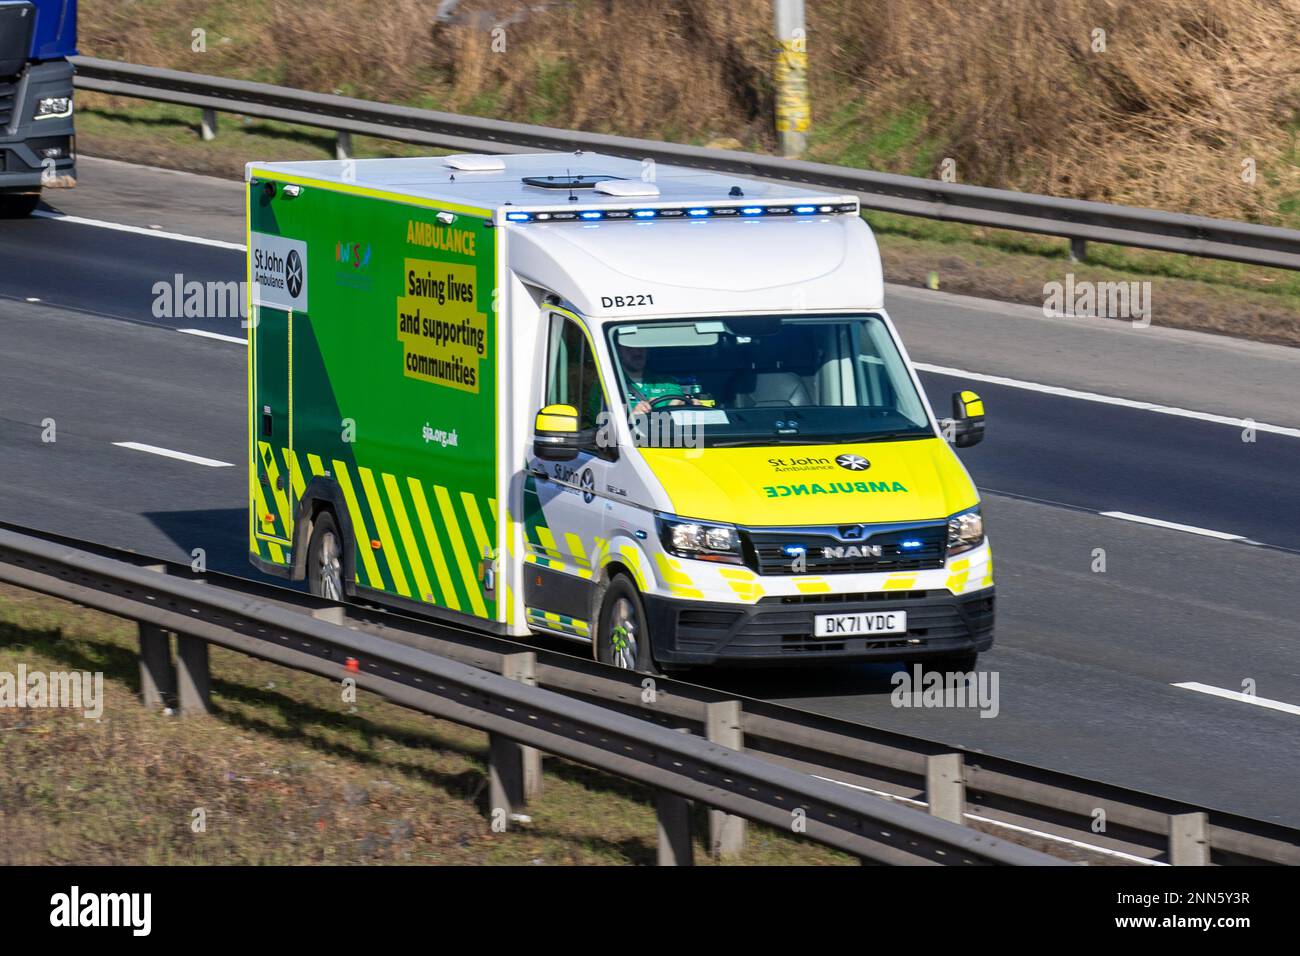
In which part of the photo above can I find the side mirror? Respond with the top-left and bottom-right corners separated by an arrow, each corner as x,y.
534,404 -> 582,461
942,390 -> 985,448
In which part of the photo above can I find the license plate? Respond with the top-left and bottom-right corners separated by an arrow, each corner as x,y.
814,611 -> 907,637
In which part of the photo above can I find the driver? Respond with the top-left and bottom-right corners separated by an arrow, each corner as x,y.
618,343 -> 700,415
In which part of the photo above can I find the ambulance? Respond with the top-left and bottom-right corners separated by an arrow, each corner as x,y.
245,151 -> 992,673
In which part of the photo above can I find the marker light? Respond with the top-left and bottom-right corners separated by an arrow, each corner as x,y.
900,539 -> 923,549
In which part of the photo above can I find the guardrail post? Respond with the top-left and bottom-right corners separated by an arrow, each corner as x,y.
335,131 -> 352,161
656,790 -> 694,866
926,752 -> 966,825
706,699 -> 746,858
200,108 -> 217,142
488,732 -> 526,830
175,634 -> 211,716
1069,237 -> 1087,263
137,622 -> 174,709
501,652 -> 543,800
1169,812 -> 1211,865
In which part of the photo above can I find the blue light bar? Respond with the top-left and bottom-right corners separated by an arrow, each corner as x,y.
633,209 -> 656,218
741,207 -> 763,216
795,205 -> 816,214
504,201 -> 859,224
580,211 -> 604,220
688,208 -> 710,217
505,212 -> 531,222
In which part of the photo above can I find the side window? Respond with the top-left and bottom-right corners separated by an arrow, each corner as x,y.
545,315 -> 606,430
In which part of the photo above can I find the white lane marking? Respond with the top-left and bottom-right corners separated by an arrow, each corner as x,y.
915,362 -> 1300,439
179,328 -> 247,345
812,773 -> 1162,865
1100,511 -> 1244,541
112,442 -> 234,468
1173,682 -> 1300,717
31,210 -> 246,252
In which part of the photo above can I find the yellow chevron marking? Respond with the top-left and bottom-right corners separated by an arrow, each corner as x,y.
461,491 -> 493,560
357,466 -> 410,597
333,460 -> 383,589
268,540 -> 284,564
795,577 -> 832,594
884,575 -> 918,590
384,473 -> 434,603
535,526 -> 561,560
505,583 -> 515,626
283,447 -> 306,500
982,554 -> 994,587
720,566 -> 764,601
408,478 -> 458,611
617,543 -> 649,590
564,532 -> 590,568
306,453 -> 326,477
654,555 -> 703,599
259,441 -> 292,536
435,485 -> 487,617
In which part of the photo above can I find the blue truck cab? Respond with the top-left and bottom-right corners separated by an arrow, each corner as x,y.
0,0 -> 75,216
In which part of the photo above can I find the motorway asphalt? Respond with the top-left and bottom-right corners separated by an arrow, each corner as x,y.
1,158 -> 1298,826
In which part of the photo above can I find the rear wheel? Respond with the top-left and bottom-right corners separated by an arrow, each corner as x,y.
0,191 -> 41,218
596,575 -> 659,674
306,511 -> 346,602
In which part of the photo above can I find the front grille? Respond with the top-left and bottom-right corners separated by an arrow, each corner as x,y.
0,78 -> 16,128
744,522 -> 947,575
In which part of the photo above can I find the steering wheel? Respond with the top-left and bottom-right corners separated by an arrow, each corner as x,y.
648,393 -> 698,409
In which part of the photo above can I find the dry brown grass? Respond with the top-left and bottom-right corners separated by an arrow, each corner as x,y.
79,0 -> 1300,222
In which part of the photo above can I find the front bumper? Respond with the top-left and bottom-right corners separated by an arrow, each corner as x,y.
0,60 -> 76,190
643,586 -> 994,666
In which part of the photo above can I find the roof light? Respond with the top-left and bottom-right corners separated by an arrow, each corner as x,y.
657,208 -> 685,218
604,210 -> 632,219
687,208 -> 710,217
766,206 -> 792,215
711,207 -> 738,216
741,207 -> 763,216
795,205 -> 815,214
550,211 -> 578,221
633,209 -> 656,218
580,210 -> 604,220
505,212 -> 531,222
535,212 -> 552,220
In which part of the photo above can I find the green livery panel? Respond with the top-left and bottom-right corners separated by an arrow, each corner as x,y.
247,176 -> 499,621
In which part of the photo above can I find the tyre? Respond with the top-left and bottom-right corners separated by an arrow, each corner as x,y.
596,575 -> 659,674
0,191 -> 41,219
306,511 -> 346,602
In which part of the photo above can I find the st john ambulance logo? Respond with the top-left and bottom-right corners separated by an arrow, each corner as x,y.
835,453 -> 870,471
285,249 -> 304,298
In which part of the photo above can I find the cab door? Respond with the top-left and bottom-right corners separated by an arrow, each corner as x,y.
522,310 -> 614,639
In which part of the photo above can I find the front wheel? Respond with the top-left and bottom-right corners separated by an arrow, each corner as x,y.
596,575 -> 659,674
306,511 -> 346,602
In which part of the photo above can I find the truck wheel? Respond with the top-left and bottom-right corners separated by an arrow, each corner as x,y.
306,512 -> 346,602
0,192 -> 41,219
597,575 -> 658,674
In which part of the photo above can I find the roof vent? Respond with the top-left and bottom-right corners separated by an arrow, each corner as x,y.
595,179 -> 661,198
443,154 -> 507,172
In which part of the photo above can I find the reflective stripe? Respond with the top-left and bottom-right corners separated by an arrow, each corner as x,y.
435,484 -> 487,617
358,466 -> 411,597
333,460 -> 383,589
408,478 -> 460,611
384,472 -> 435,604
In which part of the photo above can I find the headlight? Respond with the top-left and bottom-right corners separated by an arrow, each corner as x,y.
36,96 -> 73,119
947,506 -> 984,556
656,514 -> 743,564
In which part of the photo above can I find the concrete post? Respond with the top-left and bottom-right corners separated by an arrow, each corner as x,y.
926,752 -> 966,825
200,108 -> 218,141
335,130 -> 353,161
706,700 -> 746,858
656,790 -> 694,865
1169,812 -> 1211,865
501,653 -> 543,800
773,0 -> 809,158
1069,236 -> 1088,263
137,622 -> 174,709
488,732 -> 526,830
175,634 -> 211,716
